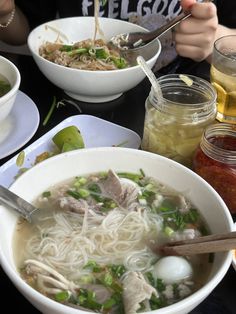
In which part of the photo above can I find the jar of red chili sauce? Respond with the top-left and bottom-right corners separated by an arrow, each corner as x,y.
193,123 -> 236,214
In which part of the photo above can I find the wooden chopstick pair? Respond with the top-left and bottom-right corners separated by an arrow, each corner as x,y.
155,231 -> 236,256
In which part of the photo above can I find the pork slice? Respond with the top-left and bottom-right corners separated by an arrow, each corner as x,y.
58,196 -> 88,213
100,170 -> 140,208
122,271 -> 158,314
100,169 -> 123,202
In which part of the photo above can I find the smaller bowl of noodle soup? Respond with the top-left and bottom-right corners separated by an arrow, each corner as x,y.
27,17 -> 161,103
0,147 -> 234,314
0,56 -> 21,123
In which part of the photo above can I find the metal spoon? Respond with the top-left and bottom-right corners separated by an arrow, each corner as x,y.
110,0 -> 213,51
0,185 -> 41,223
109,11 -> 191,50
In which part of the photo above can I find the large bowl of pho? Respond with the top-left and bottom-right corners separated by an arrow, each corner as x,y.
27,17 -> 161,103
0,147 -> 234,314
0,56 -> 21,122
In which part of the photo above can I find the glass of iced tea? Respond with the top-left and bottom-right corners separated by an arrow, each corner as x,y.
210,35 -> 236,124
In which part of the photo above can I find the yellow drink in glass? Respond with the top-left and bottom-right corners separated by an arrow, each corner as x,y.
210,35 -> 236,124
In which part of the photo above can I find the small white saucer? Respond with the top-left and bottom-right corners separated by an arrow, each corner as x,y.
0,91 -> 40,159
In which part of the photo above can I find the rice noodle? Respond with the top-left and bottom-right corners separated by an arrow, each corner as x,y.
39,1 -> 129,71
93,0 -> 105,42
25,208 -> 162,281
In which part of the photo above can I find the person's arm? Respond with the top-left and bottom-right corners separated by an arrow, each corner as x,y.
174,0 -> 218,62
0,1 -> 29,45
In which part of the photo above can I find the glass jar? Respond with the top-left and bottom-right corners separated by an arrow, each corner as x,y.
210,35 -> 236,124
193,123 -> 236,214
141,74 -> 217,168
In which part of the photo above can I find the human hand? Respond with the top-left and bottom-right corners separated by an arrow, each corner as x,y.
173,0 -> 218,61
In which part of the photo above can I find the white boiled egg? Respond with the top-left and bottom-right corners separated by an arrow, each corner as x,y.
152,256 -> 193,284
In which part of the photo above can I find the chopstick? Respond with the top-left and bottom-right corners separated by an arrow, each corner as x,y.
156,231 -> 236,256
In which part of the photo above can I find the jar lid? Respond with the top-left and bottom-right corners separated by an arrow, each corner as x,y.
200,123 -> 236,164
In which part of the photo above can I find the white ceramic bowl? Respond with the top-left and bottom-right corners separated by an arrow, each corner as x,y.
0,147 -> 234,314
27,17 -> 161,103
232,223 -> 236,271
0,56 -> 21,122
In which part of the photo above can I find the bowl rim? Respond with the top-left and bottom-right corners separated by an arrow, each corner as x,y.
232,222 -> 236,271
0,55 -> 21,102
0,147 -> 234,314
27,16 -> 161,74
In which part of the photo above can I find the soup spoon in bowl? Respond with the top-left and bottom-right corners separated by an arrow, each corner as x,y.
0,185 -> 43,223
109,0 -> 212,54
109,11 -> 191,51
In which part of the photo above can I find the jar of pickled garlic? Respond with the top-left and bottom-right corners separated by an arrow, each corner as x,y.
193,123 -> 236,214
141,74 -> 217,168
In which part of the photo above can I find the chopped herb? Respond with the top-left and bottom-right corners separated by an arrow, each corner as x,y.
55,290 -> 70,302
95,48 -> 109,59
159,199 -> 176,212
102,297 -> 117,310
100,199 -> 117,212
16,151 -> 25,167
156,278 -> 165,292
80,274 -> 94,284
150,294 -> 167,310
83,260 -> 101,272
77,289 -> 102,311
67,48 -> 88,56
108,264 -> 126,278
146,272 -> 155,286
172,283 -> 179,299
171,212 -> 186,230
140,169 -> 145,177
66,189 -> 82,200
117,172 -> 143,183
73,177 -> 87,188
183,208 -> 199,224
99,273 -> 123,293
59,45 -> 73,52
42,191 -> 51,198
43,96 -> 57,126
77,188 -> 90,198
111,56 -> 127,69
103,272 -> 113,286
88,183 -> 103,202
141,189 -> 155,199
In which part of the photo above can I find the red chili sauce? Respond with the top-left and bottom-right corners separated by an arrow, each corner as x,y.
193,135 -> 236,214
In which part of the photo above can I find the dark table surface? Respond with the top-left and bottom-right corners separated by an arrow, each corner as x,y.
0,53 -> 235,313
